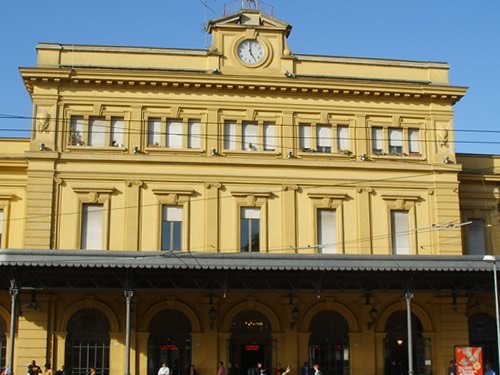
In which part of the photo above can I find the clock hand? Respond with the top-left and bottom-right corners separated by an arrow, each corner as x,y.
248,45 -> 256,60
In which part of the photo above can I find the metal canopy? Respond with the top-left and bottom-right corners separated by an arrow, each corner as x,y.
0,250 -> 494,294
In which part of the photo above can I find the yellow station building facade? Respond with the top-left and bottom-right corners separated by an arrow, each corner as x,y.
1,4 -> 499,375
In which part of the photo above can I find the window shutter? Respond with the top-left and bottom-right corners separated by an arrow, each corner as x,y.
243,122 -> 258,150
389,128 -> 403,147
372,127 -> 383,151
163,206 -> 182,222
241,207 -> 260,219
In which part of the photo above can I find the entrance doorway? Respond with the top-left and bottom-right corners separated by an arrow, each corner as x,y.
309,311 -> 350,375
383,311 -> 430,375
148,309 -> 192,375
469,313 -> 498,375
229,310 -> 272,375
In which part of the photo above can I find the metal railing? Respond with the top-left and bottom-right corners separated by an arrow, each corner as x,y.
223,0 -> 274,17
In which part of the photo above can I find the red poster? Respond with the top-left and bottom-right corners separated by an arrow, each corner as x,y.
456,347 -> 483,375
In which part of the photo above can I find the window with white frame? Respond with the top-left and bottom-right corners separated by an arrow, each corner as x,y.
466,218 -> 486,255
408,128 -> 420,155
299,123 -> 350,153
391,210 -> 410,255
161,206 -> 182,251
372,127 -> 384,154
371,125 -> 422,157
69,115 -> 126,147
241,207 -> 260,252
223,120 -> 277,152
317,209 -> 337,254
81,203 -> 104,250
147,117 -> 202,149
337,125 -> 349,151
316,125 -> 332,153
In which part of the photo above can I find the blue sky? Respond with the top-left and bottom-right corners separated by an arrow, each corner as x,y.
1,0 -> 499,154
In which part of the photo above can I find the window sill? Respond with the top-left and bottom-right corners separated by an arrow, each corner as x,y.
67,145 -> 127,152
221,150 -> 281,157
144,146 -> 204,155
372,154 -> 426,161
297,152 -> 354,158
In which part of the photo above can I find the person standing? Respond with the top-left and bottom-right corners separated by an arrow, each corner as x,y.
189,365 -> 197,375
300,363 -> 310,375
217,362 -> 226,375
312,365 -> 321,375
158,363 -> 170,375
44,364 -> 53,375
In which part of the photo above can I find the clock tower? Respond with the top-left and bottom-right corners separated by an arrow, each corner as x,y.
206,5 -> 293,75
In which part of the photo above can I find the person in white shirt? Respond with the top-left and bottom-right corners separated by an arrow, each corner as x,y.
158,363 -> 170,375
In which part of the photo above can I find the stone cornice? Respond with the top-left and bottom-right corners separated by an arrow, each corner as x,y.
20,67 -> 466,104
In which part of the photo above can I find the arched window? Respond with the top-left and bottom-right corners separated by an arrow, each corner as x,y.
148,310 -> 192,375
65,309 -> 110,375
309,311 -> 350,375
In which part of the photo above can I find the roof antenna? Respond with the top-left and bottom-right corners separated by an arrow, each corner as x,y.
200,0 -> 216,48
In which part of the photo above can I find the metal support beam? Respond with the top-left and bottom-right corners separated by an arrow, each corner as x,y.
124,289 -> 134,375
8,278 -> 19,375
405,291 -> 414,375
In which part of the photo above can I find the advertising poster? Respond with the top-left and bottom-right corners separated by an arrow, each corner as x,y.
455,346 -> 483,375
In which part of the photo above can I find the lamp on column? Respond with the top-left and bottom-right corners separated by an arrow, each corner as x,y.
368,305 -> 379,329
290,306 -> 300,330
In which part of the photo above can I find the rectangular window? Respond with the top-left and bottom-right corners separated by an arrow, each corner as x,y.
81,203 -> 104,250
242,121 -> 258,150
0,208 -> 4,247
263,122 -> 276,151
224,121 -> 238,150
70,116 -> 85,146
110,117 -> 125,146
391,210 -> 410,255
389,128 -> 403,155
188,119 -> 201,149
161,206 -> 182,251
147,118 -> 162,146
466,218 -> 486,255
409,128 -> 420,154
372,127 -> 383,154
299,124 -> 312,150
88,117 -> 107,146
316,125 -> 332,153
317,209 -> 336,254
241,207 -> 260,252
337,125 -> 349,151
167,119 -> 183,148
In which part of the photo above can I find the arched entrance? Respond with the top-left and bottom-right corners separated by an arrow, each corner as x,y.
0,317 -> 6,370
383,311 -> 430,375
309,310 -> 350,375
148,310 -> 192,375
229,310 -> 272,375
469,313 -> 498,374
65,309 -> 110,375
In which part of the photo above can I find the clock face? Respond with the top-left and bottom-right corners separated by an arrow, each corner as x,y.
237,39 -> 265,65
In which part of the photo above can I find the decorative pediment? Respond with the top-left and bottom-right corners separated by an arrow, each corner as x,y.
206,11 -> 291,36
